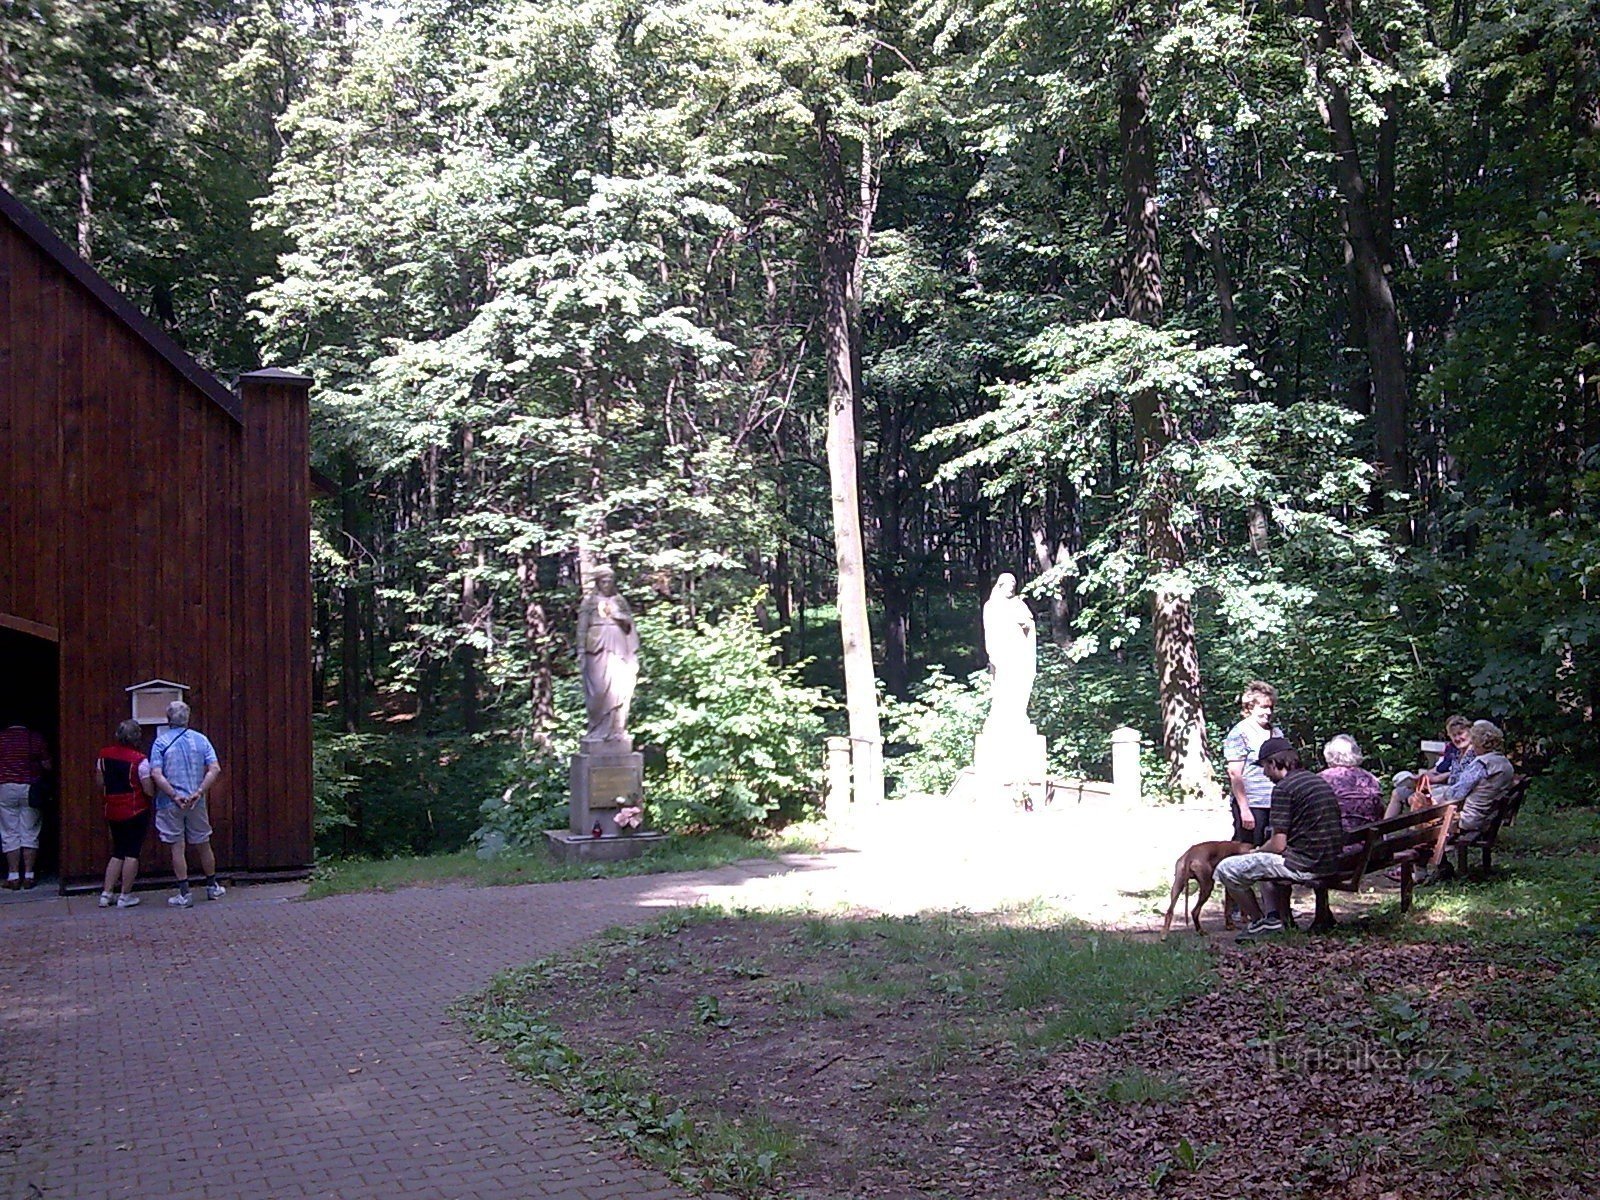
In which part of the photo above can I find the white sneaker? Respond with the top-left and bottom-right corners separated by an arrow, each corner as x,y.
206,882 -> 226,900
116,894 -> 141,908
98,892 -> 114,908
168,892 -> 193,908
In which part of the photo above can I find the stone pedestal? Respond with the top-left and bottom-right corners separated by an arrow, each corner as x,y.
544,828 -> 669,863
973,722 -> 1048,807
568,736 -> 644,836
549,736 -> 662,863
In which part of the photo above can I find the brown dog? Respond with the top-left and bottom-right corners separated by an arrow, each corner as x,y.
1161,840 -> 1255,936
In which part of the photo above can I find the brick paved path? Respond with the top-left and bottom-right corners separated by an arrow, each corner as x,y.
0,863 -> 796,1200
0,798 -> 1230,1200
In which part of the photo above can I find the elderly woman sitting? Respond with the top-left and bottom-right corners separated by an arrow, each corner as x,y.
1444,720 -> 1516,835
1319,734 -> 1384,851
1386,714 -> 1474,819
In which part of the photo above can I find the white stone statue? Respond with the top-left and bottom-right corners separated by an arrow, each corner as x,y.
577,566 -> 640,742
982,572 -> 1036,731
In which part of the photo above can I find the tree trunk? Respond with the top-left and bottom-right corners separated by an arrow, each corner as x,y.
339,453 -> 363,734
1120,45 -> 1214,800
1306,0 -> 1410,514
1028,505 -> 1074,646
76,117 -> 93,262
816,102 -> 882,805
518,550 -> 554,750
456,430 -> 481,735
1189,146 -> 1269,558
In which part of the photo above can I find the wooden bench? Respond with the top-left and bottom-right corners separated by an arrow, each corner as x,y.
1450,773 -> 1530,877
1290,801 -> 1459,932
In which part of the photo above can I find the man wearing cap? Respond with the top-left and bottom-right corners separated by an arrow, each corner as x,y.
1214,737 -> 1346,939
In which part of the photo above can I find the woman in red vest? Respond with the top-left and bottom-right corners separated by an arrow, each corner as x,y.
97,720 -> 154,908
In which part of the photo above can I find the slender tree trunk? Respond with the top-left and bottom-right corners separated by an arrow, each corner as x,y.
1189,147 -> 1271,556
879,396 -> 913,695
816,102 -> 882,805
339,453 -> 363,734
76,117 -> 93,262
518,550 -> 554,749
1028,504 -> 1074,646
1574,27 -> 1600,456
1121,46 -> 1213,800
1305,0 -> 1410,514
456,430 -> 481,735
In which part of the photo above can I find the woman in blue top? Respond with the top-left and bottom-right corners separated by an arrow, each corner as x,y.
1385,715 -> 1473,819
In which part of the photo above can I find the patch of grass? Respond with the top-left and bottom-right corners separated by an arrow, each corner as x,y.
1099,1066 -> 1188,1106
1403,806 -> 1600,942
460,912 -> 798,1197
303,827 -> 822,899
463,906 -> 1212,1196
999,926 -> 1209,1045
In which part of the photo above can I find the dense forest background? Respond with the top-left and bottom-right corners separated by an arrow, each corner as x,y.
4,0 -> 1596,855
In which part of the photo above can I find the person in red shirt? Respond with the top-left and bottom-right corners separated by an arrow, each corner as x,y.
97,720 -> 155,908
0,720 -> 52,889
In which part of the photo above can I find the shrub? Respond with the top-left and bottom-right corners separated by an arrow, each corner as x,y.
632,599 -> 830,832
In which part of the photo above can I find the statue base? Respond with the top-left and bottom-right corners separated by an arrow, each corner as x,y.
544,829 -> 669,864
973,723 -> 1048,808
569,742 -> 645,836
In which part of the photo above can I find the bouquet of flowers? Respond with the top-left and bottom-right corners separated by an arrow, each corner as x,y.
614,803 -> 644,830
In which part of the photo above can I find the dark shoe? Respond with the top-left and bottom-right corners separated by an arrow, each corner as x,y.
21,877 -> 36,890
1237,914 -> 1286,941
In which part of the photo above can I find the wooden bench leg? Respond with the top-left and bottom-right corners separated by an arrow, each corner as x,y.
1400,861 -> 1415,912
1311,886 -> 1336,932
1457,843 -> 1468,878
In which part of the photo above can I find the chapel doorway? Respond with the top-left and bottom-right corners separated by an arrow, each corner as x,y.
0,622 -> 60,883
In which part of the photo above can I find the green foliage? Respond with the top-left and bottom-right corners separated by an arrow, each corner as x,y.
884,645 -> 1198,798
881,666 -> 989,795
313,728 -> 518,859
472,749 -> 573,854
633,601 -> 830,832
310,719 -> 361,838
8,0 -> 1597,816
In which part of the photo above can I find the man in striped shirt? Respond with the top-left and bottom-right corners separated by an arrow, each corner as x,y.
1214,737 -> 1346,940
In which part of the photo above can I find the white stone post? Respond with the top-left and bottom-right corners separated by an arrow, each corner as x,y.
1111,726 -> 1142,805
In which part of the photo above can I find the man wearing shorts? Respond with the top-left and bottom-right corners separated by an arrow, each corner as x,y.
1214,737 -> 1345,939
149,701 -> 224,909
0,721 -> 51,889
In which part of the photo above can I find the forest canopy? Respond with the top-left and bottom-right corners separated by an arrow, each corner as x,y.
4,0 -> 1597,848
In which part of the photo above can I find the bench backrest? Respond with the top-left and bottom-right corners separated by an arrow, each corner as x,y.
1334,801 -> 1459,884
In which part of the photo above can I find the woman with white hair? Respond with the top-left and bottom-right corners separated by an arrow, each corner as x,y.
1444,720 -> 1516,835
1319,733 -> 1384,847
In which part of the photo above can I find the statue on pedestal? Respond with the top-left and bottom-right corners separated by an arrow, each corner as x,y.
560,565 -> 649,853
982,572 -> 1036,731
971,571 -> 1047,807
577,566 -> 640,744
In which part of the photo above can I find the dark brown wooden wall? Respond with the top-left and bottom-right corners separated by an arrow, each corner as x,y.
0,208 -> 312,883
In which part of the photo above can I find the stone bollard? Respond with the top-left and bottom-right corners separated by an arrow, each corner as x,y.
1111,726 -> 1142,805
826,736 -> 852,812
